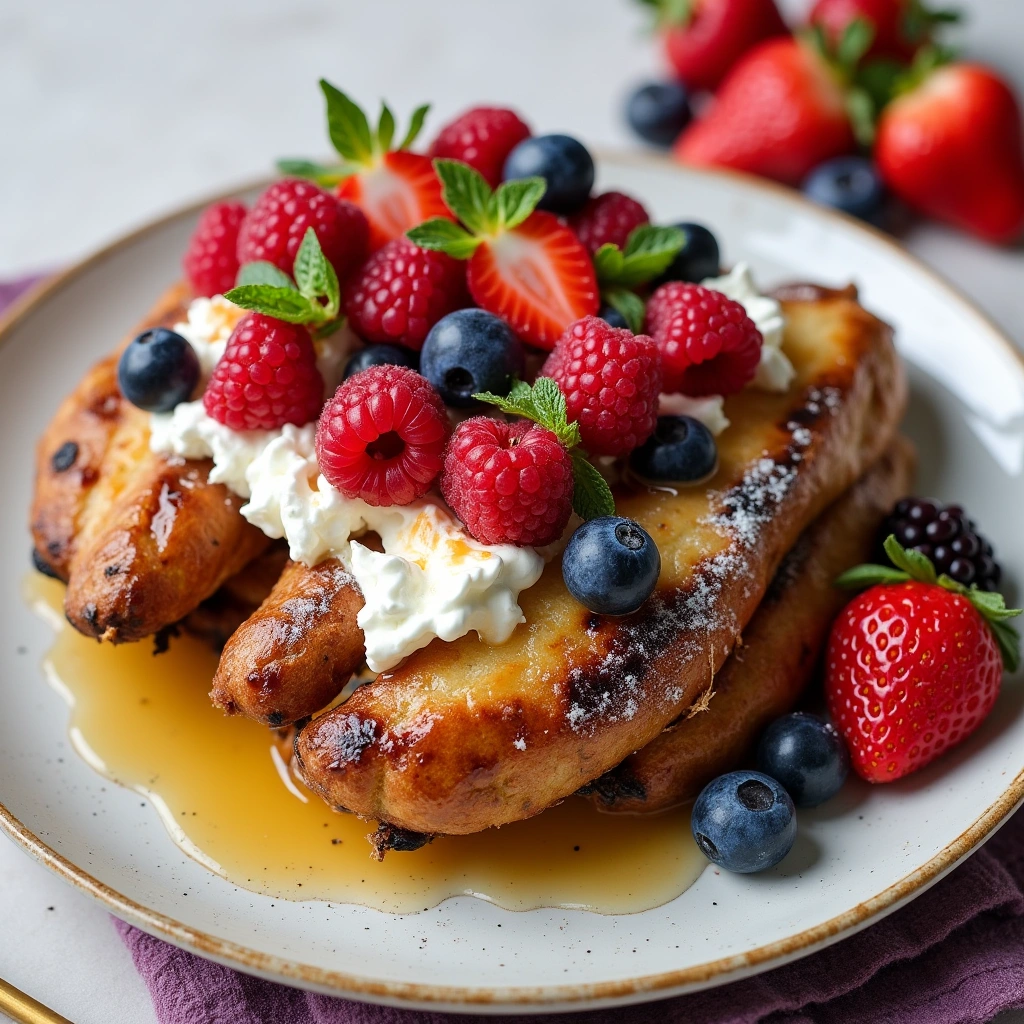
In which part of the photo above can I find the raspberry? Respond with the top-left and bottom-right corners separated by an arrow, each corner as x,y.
236,179 -> 369,281
343,238 -> 468,351
569,192 -> 650,255
645,282 -> 762,396
441,418 -> 573,547
542,316 -> 662,457
316,365 -> 448,506
203,314 -> 324,431
428,107 -> 532,187
183,201 -> 247,297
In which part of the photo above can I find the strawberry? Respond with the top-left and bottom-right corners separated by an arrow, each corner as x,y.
637,0 -> 789,92
279,81 -> 452,252
808,0 -> 959,63
875,63 -> 1024,244
674,37 -> 858,186
826,536 -> 1021,783
408,160 -> 598,350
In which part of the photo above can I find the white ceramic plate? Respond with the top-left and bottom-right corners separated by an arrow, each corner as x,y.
2,154 -> 1023,1014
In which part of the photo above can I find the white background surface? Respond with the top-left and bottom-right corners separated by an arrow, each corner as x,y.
0,1 -> 1022,1022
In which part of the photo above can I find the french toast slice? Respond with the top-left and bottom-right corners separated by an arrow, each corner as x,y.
294,287 -> 907,835
583,437 -> 915,814
31,285 -> 271,642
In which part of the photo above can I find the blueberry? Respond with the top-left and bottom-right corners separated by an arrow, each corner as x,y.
625,81 -> 692,147
117,328 -> 200,413
802,156 -> 885,222
344,343 -> 419,380
691,771 -> 796,873
654,223 -> 720,285
598,305 -> 629,329
562,517 -> 660,616
756,713 -> 849,808
503,134 -> 595,214
629,415 -> 717,484
420,309 -> 525,408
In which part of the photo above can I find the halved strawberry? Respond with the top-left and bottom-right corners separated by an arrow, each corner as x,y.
279,81 -> 451,252
408,160 -> 598,349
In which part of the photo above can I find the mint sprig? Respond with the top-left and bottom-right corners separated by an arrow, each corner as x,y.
593,224 -> 684,333
407,159 -> 546,258
474,378 -> 615,521
226,228 -> 341,335
837,534 -> 1022,671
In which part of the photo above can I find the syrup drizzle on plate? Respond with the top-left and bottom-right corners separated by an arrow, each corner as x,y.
28,575 -> 707,914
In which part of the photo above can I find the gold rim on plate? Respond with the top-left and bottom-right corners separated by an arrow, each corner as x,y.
2,153 -> 1023,1009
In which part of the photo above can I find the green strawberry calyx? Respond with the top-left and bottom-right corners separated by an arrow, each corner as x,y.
837,534 -> 1022,672
224,228 -> 342,338
277,79 -> 430,185
406,158 -> 547,258
593,224 -> 685,333
474,377 -> 616,522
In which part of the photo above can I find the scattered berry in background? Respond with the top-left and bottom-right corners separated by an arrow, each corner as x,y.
203,314 -> 324,431
420,309 -> 525,408
626,81 -> 693,146
118,328 -> 200,413
343,343 -> 420,380
802,155 -> 886,222
646,281 -> 763,395
316,364 -> 449,507
570,191 -> 651,255
236,180 -> 369,281
808,0 -> 959,63
428,106 -> 532,187
502,134 -> 596,215
691,770 -> 797,873
757,712 -> 850,808
562,516 -> 661,615
183,201 -> 247,298
629,414 -> 718,483
542,316 -> 662,457
343,237 -> 467,350
654,222 -> 721,284
441,418 -> 574,546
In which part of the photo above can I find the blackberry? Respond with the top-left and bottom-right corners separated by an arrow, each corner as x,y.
881,498 -> 1002,591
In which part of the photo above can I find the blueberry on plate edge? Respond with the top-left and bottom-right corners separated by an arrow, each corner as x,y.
802,156 -> 886,224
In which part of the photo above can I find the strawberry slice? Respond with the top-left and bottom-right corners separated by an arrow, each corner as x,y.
408,160 -> 598,349
279,81 -> 451,252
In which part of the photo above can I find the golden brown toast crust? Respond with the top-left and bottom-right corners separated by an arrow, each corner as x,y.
31,284 -> 271,642
585,437 -> 915,814
295,292 -> 908,835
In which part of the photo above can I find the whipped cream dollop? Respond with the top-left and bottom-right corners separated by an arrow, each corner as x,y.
658,393 -> 730,436
149,296 -> 544,671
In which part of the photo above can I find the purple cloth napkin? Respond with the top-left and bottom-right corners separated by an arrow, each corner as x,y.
7,273 -> 1024,1024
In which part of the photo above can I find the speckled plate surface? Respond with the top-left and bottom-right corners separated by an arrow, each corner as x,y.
1,154 -> 1023,1014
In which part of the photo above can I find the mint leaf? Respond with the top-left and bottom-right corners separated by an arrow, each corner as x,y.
320,80 -> 374,164
835,564 -> 911,589
570,450 -> 616,520
236,261 -> 296,289
838,16 -> 875,70
276,158 -> 353,186
596,225 -> 684,290
474,377 -> 580,448
884,535 -> 937,583
490,177 -> 546,230
399,103 -> 430,150
593,243 -> 626,281
603,287 -> 646,334
224,284 -> 318,324
377,103 -> 396,154
407,218 -> 481,259
293,228 -> 340,316
434,159 -> 493,235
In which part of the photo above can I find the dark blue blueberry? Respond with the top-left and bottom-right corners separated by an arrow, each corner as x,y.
420,309 -> 525,408
598,305 -> 629,330
503,134 -> 595,215
630,415 -> 717,484
562,517 -> 660,616
757,713 -> 849,809
344,343 -> 419,380
802,156 -> 886,222
117,328 -> 200,413
691,771 -> 796,873
654,223 -> 720,285
625,81 -> 692,147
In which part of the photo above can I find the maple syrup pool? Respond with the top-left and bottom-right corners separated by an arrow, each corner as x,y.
27,575 -> 707,914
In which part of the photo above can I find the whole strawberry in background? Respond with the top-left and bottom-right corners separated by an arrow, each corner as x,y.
637,0 -> 789,91
826,534 -> 1021,784
875,62 -> 1024,244
809,0 -> 960,62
